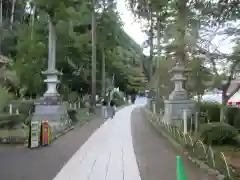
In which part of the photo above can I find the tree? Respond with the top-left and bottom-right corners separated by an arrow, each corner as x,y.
126,0 -> 240,123
187,57 -> 213,101
0,0 -> 147,102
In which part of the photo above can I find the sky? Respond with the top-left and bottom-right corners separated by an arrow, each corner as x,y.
116,1 -> 147,48
116,1 -> 234,55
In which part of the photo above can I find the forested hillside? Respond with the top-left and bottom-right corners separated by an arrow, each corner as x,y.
0,0 -> 147,100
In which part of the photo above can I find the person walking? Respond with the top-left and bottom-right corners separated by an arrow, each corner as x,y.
131,94 -> 136,104
109,99 -> 116,119
101,98 -> 108,120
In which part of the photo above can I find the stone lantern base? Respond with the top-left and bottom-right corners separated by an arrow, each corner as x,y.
31,70 -> 70,136
162,62 -> 196,127
31,99 -> 71,136
162,99 -> 195,127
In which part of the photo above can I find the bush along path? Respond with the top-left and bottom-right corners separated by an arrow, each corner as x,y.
0,100 -> 34,144
142,107 -> 240,180
0,101 -> 101,145
51,107 -> 101,143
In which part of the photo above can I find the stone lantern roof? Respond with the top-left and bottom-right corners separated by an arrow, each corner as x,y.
168,62 -> 191,73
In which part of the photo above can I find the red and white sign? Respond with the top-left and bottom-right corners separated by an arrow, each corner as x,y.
228,92 -> 240,106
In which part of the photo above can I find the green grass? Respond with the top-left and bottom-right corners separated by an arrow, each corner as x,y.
76,108 -> 91,121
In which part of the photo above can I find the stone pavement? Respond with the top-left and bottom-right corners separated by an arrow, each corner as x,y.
0,116 -> 105,180
131,107 -> 210,180
53,105 -> 141,180
0,99 -> 211,180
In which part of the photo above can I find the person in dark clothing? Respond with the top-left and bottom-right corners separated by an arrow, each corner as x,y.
110,100 -> 115,107
102,98 -> 108,106
101,98 -> 108,119
109,99 -> 116,118
131,95 -> 136,104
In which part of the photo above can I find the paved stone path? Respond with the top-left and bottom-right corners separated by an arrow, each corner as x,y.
53,105 -> 141,180
0,98 -> 211,180
131,107 -> 209,180
0,116 -> 104,180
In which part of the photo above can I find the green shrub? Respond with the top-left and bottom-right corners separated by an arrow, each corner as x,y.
199,102 -> 240,128
227,107 -> 240,129
68,92 -> 79,102
0,114 -> 25,129
4,100 -> 34,116
199,102 -> 220,123
113,98 -> 125,107
200,122 -> 238,145
24,115 -> 32,126
17,100 -> 34,115
80,100 -> 86,108
112,91 -> 125,107
67,109 -> 77,123
0,86 -> 13,113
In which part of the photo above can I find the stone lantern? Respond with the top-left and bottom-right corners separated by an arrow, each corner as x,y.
168,62 -> 188,100
31,19 -> 69,133
162,62 -> 195,126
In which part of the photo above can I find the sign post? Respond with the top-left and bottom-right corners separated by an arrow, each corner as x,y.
29,121 -> 40,148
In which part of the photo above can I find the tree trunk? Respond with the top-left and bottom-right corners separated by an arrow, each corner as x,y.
90,1 -> 96,113
0,0 -> 2,52
10,0 -> 16,29
101,49 -> 106,98
148,8 -> 154,82
0,0 -> 2,24
156,14 -> 161,112
195,93 -> 201,134
220,95 -> 228,123
30,5 -> 36,40
156,14 -> 161,67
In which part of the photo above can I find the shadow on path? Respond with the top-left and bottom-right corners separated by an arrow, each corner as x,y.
131,107 -> 209,180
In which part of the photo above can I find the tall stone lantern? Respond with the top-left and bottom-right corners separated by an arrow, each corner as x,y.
162,62 -> 195,126
31,19 -> 69,132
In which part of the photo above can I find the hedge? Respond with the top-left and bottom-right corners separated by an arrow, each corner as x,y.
0,114 -> 25,129
112,91 -> 125,107
200,122 -> 238,145
17,100 -> 34,115
199,102 -> 240,129
4,100 -> 34,116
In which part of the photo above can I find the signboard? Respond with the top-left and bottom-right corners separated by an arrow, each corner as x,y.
29,121 -> 40,148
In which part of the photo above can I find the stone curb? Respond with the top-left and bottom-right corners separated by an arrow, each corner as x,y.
142,108 -> 226,180
52,126 -> 74,141
52,119 -> 88,140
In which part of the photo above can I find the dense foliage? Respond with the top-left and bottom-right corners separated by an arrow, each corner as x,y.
126,0 -> 240,122
0,0 -> 147,100
200,122 -> 238,145
199,102 -> 240,129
